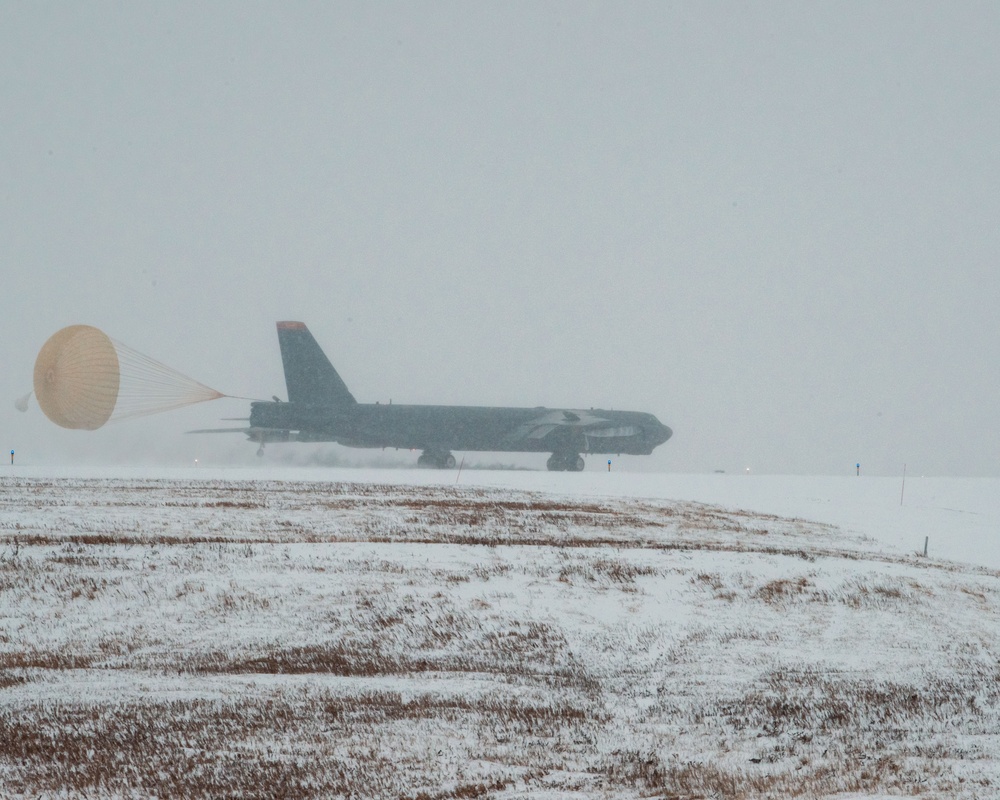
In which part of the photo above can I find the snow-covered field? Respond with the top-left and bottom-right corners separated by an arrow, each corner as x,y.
1,466 -> 998,798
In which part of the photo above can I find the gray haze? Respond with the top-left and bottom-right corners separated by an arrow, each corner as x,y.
2,2 -> 998,475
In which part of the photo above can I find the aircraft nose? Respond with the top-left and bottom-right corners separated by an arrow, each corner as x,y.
643,418 -> 672,447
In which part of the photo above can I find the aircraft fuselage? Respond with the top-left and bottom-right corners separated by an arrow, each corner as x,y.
249,401 -> 671,457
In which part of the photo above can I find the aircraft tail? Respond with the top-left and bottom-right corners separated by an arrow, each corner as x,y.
276,322 -> 357,406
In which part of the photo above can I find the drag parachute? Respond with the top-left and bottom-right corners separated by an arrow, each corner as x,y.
33,325 -> 224,430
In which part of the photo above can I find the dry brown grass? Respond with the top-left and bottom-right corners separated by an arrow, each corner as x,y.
166,621 -> 601,696
2,476 -> 998,798
754,576 -> 813,603
0,688 -> 593,799
0,697 -> 353,798
0,477 -> 870,565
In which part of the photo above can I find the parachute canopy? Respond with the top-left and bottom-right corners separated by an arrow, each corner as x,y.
33,325 -> 224,430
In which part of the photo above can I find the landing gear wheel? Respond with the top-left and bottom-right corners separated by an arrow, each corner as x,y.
547,453 -> 584,471
256,446 -> 265,457
418,451 -> 457,469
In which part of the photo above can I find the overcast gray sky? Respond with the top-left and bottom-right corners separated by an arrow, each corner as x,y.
2,2 -> 998,474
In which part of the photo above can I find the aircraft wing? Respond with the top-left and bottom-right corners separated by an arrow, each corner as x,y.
507,409 -> 649,449
509,409 -> 605,442
584,425 -> 641,438
187,426 -> 298,444
526,424 -> 558,439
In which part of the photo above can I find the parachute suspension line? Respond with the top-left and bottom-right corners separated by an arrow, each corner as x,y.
107,337 -> 225,422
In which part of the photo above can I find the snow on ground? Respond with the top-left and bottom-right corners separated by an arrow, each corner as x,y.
12,464 -> 1000,570
0,466 -> 998,798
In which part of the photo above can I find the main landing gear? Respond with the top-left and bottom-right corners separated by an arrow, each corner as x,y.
547,452 -> 585,472
417,450 -> 457,469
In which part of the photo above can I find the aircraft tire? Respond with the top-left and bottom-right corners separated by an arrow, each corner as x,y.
547,453 -> 584,471
443,454 -> 457,469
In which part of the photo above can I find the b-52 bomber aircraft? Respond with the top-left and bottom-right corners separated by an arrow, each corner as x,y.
198,322 -> 672,471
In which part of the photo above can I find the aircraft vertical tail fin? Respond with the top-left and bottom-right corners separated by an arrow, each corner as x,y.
276,322 -> 357,406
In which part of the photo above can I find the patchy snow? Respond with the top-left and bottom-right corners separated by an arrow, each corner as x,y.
11,465 -> 1000,569
0,467 -> 998,798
